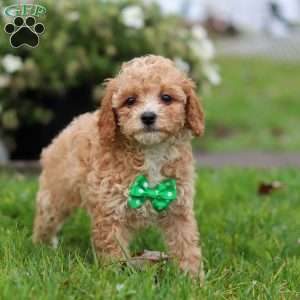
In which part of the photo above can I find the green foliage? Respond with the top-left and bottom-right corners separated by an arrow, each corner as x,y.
0,168 -> 299,299
0,0 -> 215,141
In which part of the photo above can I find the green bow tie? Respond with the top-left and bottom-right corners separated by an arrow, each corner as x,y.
128,175 -> 177,212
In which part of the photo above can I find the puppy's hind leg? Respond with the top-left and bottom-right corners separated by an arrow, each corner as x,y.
32,188 -> 75,248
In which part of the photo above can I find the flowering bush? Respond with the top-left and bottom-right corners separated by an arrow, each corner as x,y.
0,0 -> 220,158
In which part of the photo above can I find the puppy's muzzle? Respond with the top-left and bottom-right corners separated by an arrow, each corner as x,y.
141,111 -> 157,126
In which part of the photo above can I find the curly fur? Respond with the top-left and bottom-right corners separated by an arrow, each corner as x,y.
33,55 -> 205,281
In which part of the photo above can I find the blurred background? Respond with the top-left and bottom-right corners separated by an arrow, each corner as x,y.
0,0 -> 299,163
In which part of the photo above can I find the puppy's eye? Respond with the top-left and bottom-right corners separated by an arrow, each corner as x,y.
125,96 -> 136,107
161,94 -> 173,104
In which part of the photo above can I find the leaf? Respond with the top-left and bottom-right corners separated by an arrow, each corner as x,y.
213,124 -> 234,139
270,127 -> 284,137
258,181 -> 283,195
122,250 -> 169,270
133,250 -> 169,262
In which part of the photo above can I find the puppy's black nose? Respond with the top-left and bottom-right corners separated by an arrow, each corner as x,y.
141,111 -> 157,126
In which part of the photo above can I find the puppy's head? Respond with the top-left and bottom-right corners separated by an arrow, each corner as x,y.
98,55 -> 204,147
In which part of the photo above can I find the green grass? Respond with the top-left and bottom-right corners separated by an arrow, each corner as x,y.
0,169 -> 299,299
196,57 -> 300,152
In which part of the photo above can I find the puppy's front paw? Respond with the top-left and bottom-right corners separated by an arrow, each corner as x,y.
50,236 -> 59,249
179,258 -> 205,285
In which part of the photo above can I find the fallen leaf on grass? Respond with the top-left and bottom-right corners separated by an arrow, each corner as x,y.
213,124 -> 234,139
122,250 -> 169,270
270,127 -> 285,137
258,181 -> 284,195
131,250 -> 169,263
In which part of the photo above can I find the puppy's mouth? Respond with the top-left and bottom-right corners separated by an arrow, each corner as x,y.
143,125 -> 160,132
134,128 -> 168,145
137,124 -> 164,133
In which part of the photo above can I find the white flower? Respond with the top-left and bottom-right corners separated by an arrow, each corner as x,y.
202,63 -> 221,86
191,25 -> 207,41
66,11 -> 80,22
0,75 -> 10,88
121,6 -> 144,29
174,57 -> 190,73
2,55 -> 23,73
190,38 -> 216,61
116,283 -> 125,292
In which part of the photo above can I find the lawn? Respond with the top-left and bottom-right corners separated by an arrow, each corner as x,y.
196,57 -> 300,152
0,169 -> 299,299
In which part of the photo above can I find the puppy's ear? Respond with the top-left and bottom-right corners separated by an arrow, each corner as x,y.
185,80 -> 205,137
98,79 -> 117,146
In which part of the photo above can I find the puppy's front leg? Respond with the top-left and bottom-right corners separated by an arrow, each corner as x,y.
91,205 -> 130,261
159,208 -> 204,282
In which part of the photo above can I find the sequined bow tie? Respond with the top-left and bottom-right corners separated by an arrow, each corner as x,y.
128,175 -> 177,212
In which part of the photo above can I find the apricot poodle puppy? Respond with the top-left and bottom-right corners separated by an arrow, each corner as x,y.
33,55 -> 205,280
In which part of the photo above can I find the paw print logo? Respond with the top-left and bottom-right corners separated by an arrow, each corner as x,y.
4,16 -> 45,48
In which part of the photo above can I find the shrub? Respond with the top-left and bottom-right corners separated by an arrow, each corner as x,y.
0,0 -> 219,158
